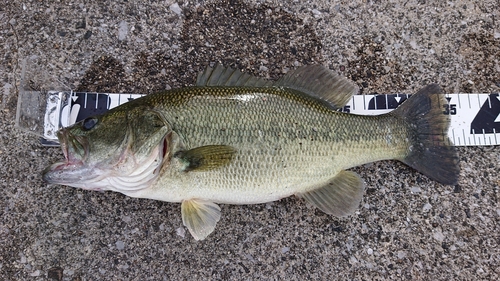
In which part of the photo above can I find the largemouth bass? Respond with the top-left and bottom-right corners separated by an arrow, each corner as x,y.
43,65 -> 459,240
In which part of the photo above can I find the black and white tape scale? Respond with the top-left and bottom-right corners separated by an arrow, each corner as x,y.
41,91 -> 500,147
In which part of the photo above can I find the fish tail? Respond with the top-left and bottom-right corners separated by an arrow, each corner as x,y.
392,84 -> 459,185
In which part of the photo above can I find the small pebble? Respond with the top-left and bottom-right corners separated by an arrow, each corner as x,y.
170,3 -> 182,15
116,241 -> 125,250
176,226 -> 186,238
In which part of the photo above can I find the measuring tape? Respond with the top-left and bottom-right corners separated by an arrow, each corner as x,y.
36,91 -> 500,147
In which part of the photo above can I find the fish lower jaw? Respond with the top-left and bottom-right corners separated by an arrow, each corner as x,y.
43,159 -> 102,188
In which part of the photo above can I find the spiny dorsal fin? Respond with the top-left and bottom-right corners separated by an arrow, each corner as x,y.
275,65 -> 359,109
175,145 -> 236,172
181,199 -> 221,240
297,170 -> 364,217
196,64 -> 273,87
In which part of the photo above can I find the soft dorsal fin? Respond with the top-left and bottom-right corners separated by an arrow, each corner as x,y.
275,65 -> 359,109
197,64 -> 358,109
196,64 -> 273,87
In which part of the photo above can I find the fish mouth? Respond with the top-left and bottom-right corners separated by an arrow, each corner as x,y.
42,128 -> 90,184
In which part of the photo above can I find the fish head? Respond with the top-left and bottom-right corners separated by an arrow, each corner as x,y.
43,106 -> 175,193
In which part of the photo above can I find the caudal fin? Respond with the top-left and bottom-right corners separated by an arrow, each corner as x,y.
392,84 -> 459,185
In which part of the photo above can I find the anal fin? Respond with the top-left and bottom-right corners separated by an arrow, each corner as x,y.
181,199 -> 221,240
297,170 -> 364,217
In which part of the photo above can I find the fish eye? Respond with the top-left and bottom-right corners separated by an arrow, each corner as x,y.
82,117 -> 98,131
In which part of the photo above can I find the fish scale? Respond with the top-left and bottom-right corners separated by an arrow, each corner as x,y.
135,87 -> 411,204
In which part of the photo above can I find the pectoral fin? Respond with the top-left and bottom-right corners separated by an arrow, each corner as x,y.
175,145 -> 236,172
181,199 -> 221,240
297,170 -> 364,217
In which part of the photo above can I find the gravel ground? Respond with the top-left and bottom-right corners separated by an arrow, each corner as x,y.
1,0 -> 499,280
